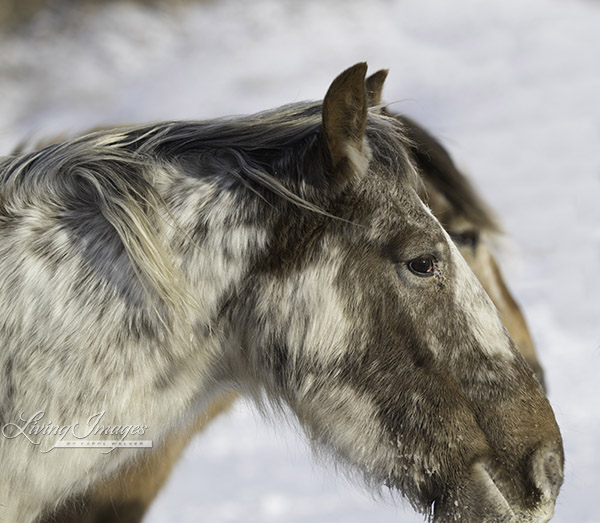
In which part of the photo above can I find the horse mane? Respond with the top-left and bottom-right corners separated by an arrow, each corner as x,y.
5,101 -> 419,218
398,115 -> 501,233
0,137 -> 194,329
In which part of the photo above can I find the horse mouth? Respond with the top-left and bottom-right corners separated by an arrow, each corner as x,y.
434,462 -> 554,523
477,463 -> 516,519
463,462 -> 556,523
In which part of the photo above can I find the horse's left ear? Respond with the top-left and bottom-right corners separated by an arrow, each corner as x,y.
322,62 -> 370,182
366,69 -> 389,107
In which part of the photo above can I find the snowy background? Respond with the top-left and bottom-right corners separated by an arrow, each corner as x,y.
1,0 -> 599,521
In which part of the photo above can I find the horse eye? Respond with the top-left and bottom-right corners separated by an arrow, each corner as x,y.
407,255 -> 436,277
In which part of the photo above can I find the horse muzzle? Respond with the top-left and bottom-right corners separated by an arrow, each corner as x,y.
434,448 -> 563,523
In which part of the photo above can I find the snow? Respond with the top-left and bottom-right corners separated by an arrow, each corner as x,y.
1,0 -> 599,521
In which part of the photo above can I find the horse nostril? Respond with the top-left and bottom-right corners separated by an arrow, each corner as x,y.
531,446 -> 564,501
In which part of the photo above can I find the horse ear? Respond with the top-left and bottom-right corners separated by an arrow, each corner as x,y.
366,69 -> 389,107
322,63 -> 369,177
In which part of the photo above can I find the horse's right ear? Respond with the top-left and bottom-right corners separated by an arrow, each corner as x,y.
322,63 -> 370,184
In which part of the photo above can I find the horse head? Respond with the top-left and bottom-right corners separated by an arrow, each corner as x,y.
223,63 -> 563,521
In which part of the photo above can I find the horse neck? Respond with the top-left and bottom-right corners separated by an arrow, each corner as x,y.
159,162 -> 272,327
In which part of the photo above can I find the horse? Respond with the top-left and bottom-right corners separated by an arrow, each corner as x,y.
0,63 -> 563,522
38,82 -> 550,523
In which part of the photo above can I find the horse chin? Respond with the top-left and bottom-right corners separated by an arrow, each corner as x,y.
434,462 -> 556,523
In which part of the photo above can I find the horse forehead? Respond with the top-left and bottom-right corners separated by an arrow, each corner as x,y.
362,187 -> 444,242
